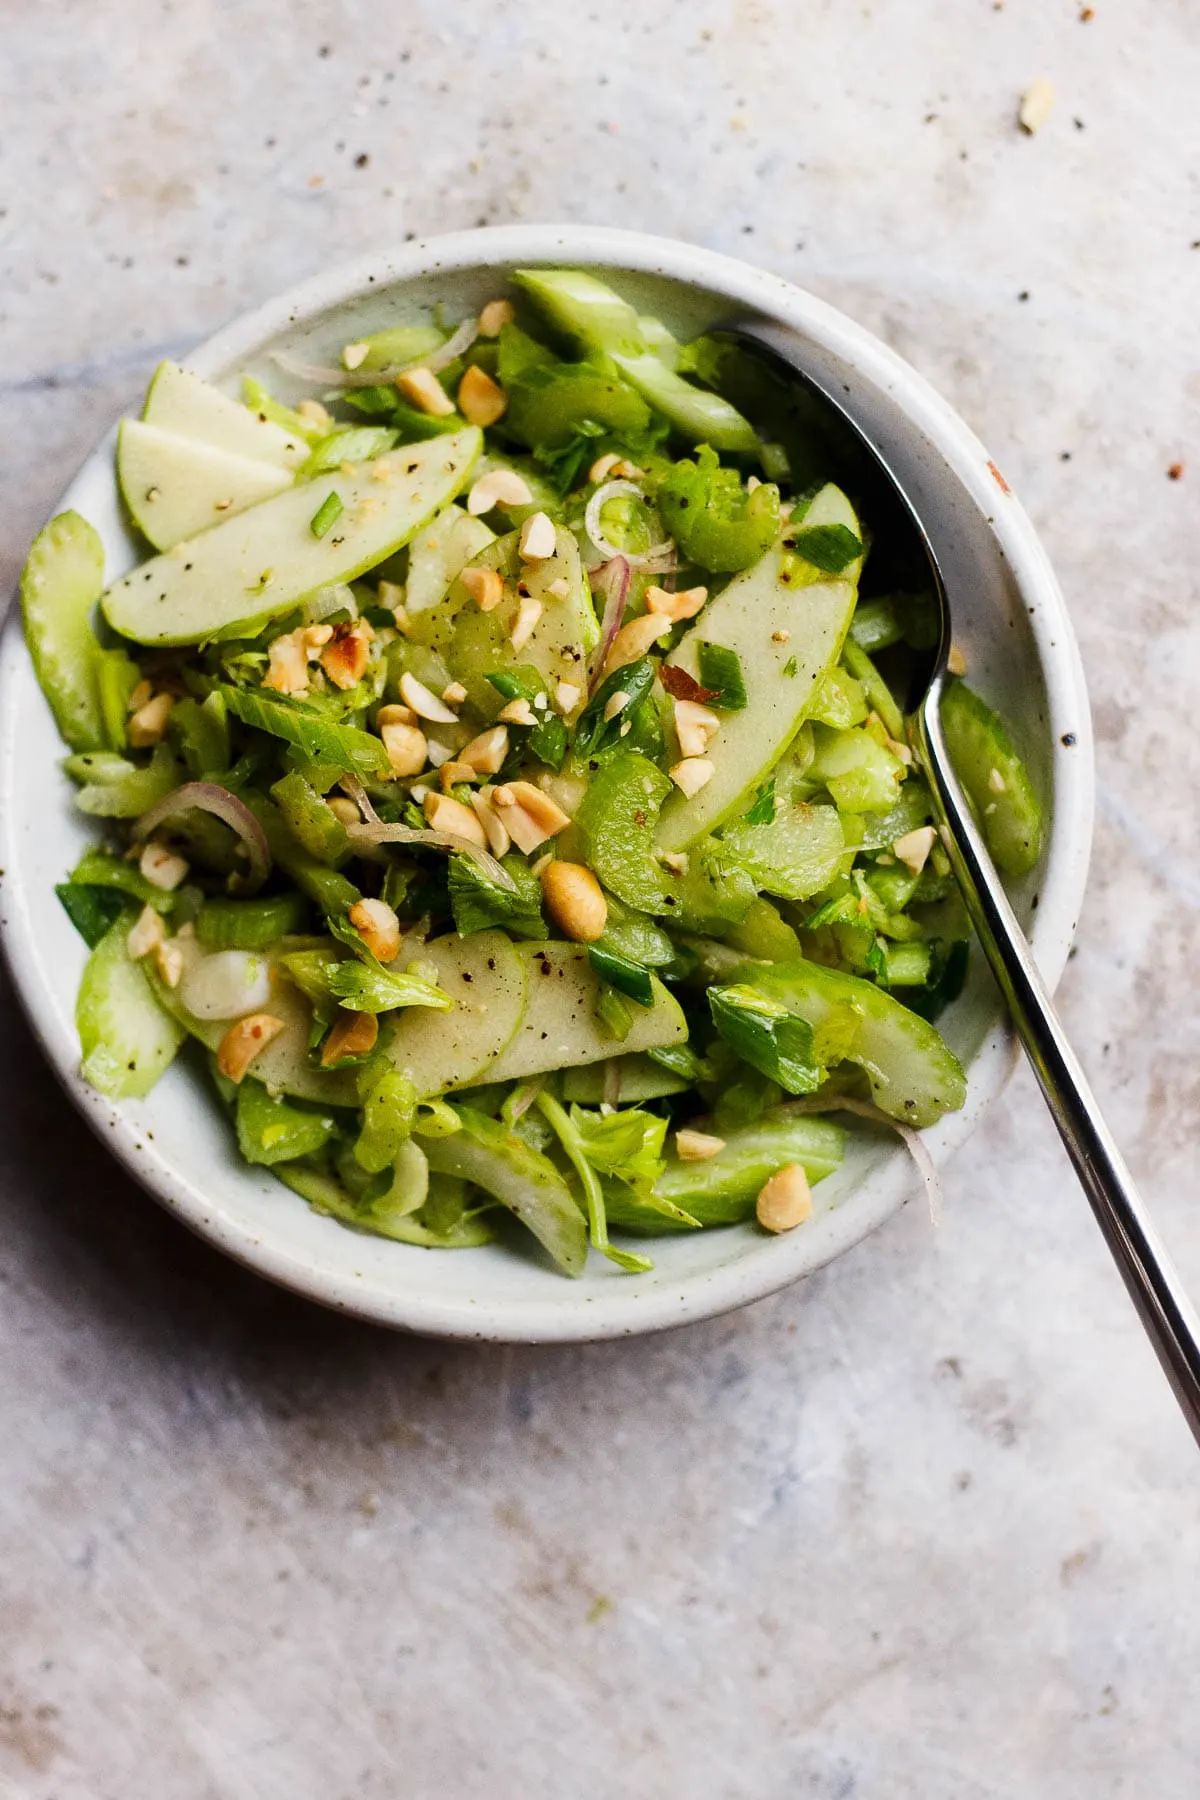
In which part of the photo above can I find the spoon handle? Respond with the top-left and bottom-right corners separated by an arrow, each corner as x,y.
916,677 -> 1200,1447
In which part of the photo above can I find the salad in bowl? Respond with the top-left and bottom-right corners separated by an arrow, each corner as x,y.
18,264 -> 1043,1280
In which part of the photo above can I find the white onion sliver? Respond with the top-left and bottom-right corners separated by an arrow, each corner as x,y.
345,821 -> 516,891
776,1095 -> 943,1225
584,480 -> 674,568
134,781 -> 271,893
180,950 -> 274,1022
270,316 -> 477,391
420,316 -> 478,375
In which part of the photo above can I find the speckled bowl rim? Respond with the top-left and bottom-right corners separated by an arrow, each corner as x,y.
0,225 -> 1093,1341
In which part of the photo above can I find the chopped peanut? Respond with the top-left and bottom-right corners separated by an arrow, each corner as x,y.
439,759 -> 479,790
395,366 -> 456,416
153,938 -> 184,989
471,789 -> 511,857
458,364 -> 507,427
603,689 -> 631,723
893,825 -> 936,875
540,861 -> 608,942
423,791 -> 488,848
400,671 -> 459,723
377,702 -> 417,727
127,678 -> 153,714
320,1009 -> 378,1068
380,721 -> 428,778
218,1012 -> 286,1084
466,468 -> 534,515
477,298 -> 516,337
460,726 -> 509,775
676,1129 -> 726,1162
1018,76 -> 1055,135
327,795 -> 361,826
588,452 -> 622,485
493,781 -> 571,854
669,757 -> 715,798
947,643 -> 967,676
298,399 -> 332,431
320,620 -> 374,690
645,584 -> 708,622
518,511 -> 556,561
546,577 -> 570,599
127,691 -> 175,746
511,596 -> 543,653
442,681 -> 468,706
674,698 -> 721,758
756,1163 -> 813,1232
460,565 -> 505,612
126,904 -> 165,960
555,681 -> 581,714
349,896 -> 401,962
342,341 -> 370,370
661,851 -> 689,876
139,840 -> 189,891
498,697 -> 536,727
604,612 -> 672,674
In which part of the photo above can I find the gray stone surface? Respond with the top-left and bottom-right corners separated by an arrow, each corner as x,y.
2,3 -> 1198,1795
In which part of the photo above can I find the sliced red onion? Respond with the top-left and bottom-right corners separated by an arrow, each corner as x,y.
338,772 -> 375,823
270,317 -> 479,391
776,1095 -> 943,1225
584,480 -> 675,567
588,556 -> 631,690
345,821 -> 516,891
506,1075 -> 546,1123
134,782 -> 272,894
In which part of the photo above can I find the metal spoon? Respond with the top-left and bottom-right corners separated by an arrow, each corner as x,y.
722,320 -> 1200,1447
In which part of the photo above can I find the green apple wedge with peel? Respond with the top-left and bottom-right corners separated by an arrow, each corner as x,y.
385,930 -> 527,1094
101,428 -> 482,645
20,510 -> 107,752
484,942 -> 687,1085
143,361 -> 308,470
117,420 -> 295,552
655,483 -> 862,853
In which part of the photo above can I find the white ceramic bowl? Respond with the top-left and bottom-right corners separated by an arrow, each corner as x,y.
0,225 -> 1093,1341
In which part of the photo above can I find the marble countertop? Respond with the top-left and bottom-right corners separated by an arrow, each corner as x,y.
2,4 -> 1198,1795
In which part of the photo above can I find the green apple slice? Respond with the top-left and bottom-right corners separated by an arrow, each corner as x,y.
101,427 -> 482,645
143,360 -> 308,471
485,942 -> 687,1085
386,930 -> 527,1095
655,484 -> 861,852
118,420 -> 295,552
20,510 -> 107,751
78,914 -> 186,1099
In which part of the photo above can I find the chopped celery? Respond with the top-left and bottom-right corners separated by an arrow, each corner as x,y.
270,768 -> 350,864
21,511 -> 106,752
661,448 -> 780,574
576,750 -> 672,911
425,1106 -> 588,1276
69,742 -> 183,819
76,914 -> 185,1099
70,848 -> 175,914
941,680 -> 1043,877
606,1113 -> 847,1233
742,959 -> 967,1126
236,1079 -> 338,1165
96,649 -> 142,752
720,801 -> 846,902
56,882 -> 127,948
505,362 -> 651,449
808,724 -> 904,815
354,1069 -> 418,1173
195,893 -> 308,950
